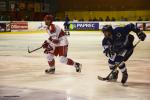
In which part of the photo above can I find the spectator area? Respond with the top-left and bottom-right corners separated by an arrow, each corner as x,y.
63,10 -> 150,21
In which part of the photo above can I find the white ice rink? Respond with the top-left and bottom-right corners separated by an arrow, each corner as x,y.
0,31 -> 150,100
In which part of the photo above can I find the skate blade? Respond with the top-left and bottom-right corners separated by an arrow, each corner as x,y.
45,72 -> 55,74
45,70 -> 55,74
77,64 -> 82,73
122,83 -> 128,87
97,76 -> 106,81
79,64 -> 82,72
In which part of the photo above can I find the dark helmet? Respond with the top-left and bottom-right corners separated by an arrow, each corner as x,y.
44,15 -> 53,24
102,25 -> 113,33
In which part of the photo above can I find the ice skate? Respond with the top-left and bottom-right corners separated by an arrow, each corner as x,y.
121,71 -> 128,85
75,63 -> 82,72
45,68 -> 55,74
67,32 -> 70,36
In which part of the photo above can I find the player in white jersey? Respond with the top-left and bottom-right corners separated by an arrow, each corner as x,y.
42,15 -> 82,74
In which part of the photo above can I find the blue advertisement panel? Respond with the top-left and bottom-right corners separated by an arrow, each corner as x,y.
69,22 -> 99,30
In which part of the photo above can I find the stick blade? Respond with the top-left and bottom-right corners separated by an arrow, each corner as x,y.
28,46 -> 31,53
97,76 -> 107,81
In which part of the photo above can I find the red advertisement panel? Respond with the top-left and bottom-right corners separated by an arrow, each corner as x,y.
11,22 -> 28,30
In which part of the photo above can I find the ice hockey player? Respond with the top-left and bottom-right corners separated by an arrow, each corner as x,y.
101,23 -> 146,85
64,15 -> 70,35
42,15 -> 82,74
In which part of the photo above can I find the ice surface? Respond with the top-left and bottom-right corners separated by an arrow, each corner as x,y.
0,31 -> 150,100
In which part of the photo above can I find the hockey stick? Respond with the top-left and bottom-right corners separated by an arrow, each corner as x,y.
98,40 -> 141,81
28,46 -> 42,53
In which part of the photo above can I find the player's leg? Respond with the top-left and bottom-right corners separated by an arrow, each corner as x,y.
58,46 -> 82,72
64,25 -> 67,32
45,53 -> 55,74
64,23 -> 68,35
115,56 -> 128,84
107,59 -> 119,81
66,24 -> 70,35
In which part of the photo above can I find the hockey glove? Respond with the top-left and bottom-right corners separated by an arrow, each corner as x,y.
103,48 -> 114,58
42,40 -> 49,48
43,45 -> 53,54
138,31 -> 146,41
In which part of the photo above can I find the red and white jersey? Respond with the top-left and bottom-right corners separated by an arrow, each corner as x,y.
46,24 -> 68,47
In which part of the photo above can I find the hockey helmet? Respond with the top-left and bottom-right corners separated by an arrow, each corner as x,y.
44,15 -> 53,24
102,25 -> 113,33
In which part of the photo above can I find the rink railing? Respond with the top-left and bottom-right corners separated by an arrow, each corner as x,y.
0,21 -> 150,32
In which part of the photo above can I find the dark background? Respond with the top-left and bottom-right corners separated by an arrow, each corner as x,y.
0,0 -> 149,21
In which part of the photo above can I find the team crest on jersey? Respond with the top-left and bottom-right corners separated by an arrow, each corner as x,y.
107,40 -> 112,45
116,33 -> 121,37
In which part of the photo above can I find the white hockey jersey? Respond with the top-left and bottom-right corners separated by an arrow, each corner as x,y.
46,24 -> 68,47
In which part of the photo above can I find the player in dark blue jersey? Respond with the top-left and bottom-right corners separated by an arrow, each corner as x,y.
64,15 -> 70,35
101,23 -> 146,85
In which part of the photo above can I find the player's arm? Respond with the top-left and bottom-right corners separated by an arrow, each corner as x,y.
58,29 -> 68,40
102,39 -> 114,58
125,23 -> 146,41
48,24 -> 60,44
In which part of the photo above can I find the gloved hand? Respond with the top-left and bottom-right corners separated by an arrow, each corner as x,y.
43,44 -> 53,54
44,46 -> 53,54
138,31 -> 146,41
42,40 -> 49,48
103,48 -> 114,58
42,40 -> 53,51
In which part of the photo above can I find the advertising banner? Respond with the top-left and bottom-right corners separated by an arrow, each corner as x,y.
11,21 -> 28,31
28,22 -> 45,31
70,22 -> 99,30
6,23 -> 11,32
0,22 -> 11,32
1,21 -> 148,32
28,21 -> 64,31
0,23 -> 6,32
136,23 -> 144,31
145,22 -> 150,31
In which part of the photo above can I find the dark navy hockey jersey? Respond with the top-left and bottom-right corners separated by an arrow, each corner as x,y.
102,23 -> 140,53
